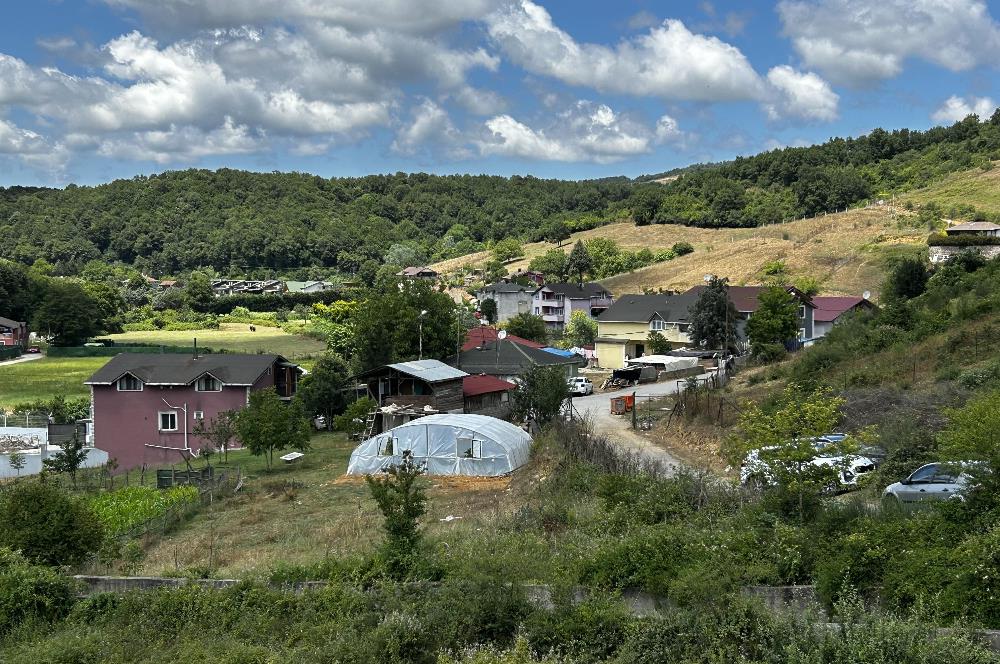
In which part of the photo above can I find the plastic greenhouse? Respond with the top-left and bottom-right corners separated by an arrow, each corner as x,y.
346,414 -> 532,477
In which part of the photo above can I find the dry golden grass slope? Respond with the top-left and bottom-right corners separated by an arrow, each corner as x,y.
434,207 -> 926,300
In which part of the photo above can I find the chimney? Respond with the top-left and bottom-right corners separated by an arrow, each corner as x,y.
193,337 -> 199,359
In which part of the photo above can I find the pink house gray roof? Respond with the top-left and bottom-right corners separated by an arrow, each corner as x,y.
85,353 -> 296,386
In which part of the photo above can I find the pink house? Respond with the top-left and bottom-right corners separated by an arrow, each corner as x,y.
85,353 -> 301,471
0,316 -> 27,346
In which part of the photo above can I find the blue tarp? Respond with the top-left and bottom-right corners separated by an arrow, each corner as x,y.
541,347 -> 577,358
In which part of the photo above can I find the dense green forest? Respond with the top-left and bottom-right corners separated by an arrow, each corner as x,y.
2,112 -> 999,276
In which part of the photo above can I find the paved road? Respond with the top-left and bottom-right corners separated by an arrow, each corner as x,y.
568,373 -> 712,475
0,352 -> 43,367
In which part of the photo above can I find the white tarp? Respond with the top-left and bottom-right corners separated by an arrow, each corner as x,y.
346,413 -> 532,477
627,355 -> 700,372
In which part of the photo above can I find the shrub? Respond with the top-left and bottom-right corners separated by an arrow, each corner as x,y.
0,548 -> 76,635
751,342 -> 786,364
0,482 -> 104,567
671,241 -> 694,256
927,232 -> 1000,247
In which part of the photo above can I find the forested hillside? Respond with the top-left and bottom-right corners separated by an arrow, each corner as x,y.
2,112 -> 999,278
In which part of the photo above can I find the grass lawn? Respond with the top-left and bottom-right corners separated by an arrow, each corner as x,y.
900,161 -> 1000,214
0,356 -> 105,408
139,432 -> 522,577
106,323 -> 326,360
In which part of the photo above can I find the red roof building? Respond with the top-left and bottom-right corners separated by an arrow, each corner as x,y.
463,326 -> 545,351
811,296 -> 876,337
462,374 -> 516,417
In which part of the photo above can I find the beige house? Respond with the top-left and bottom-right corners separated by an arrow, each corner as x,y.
594,293 -> 698,369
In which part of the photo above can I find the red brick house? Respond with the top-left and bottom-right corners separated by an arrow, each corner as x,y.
85,353 -> 301,470
0,316 -> 27,346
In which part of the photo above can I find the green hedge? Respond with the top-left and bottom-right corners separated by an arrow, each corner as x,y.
46,345 -> 217,357
927,232 -> 1000,247
0,346 -> 22,361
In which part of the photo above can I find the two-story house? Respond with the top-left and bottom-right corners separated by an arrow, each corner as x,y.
683,285 -> 816,343
532,282 -> 614,331
85,353 -> 301,470
0,316 -> 27,346
595,293 -> 700,369
477,281 -> 534,323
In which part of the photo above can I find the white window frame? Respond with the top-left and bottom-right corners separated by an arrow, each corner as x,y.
117,374 -> 143,391
196,374 -> 223,392
798,305 -> 806,319
193,411 -> 205,420
500,391 -> 510,403
798,328 -> 807,341
649,318 -> 665,331
158,411 -> 178,432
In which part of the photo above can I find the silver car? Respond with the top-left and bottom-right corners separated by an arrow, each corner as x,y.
881,462 -> 973,509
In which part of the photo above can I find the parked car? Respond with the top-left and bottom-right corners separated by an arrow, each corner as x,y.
26,346 -> 41,354
567,377 -> 594,396
881,462 -> 979,509
741,439 -> 877,491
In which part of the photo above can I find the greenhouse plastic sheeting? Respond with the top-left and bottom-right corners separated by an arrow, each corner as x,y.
346,413 -> 532,477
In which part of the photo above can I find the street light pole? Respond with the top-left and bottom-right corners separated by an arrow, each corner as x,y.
418,309 -> 428,360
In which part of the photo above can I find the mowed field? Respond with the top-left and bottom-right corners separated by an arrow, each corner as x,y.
106,323 -> 326,359
899,162 -> 1000,214
434,207 -> 926,299
140,432 -> 522,576
0,356 -> 105,407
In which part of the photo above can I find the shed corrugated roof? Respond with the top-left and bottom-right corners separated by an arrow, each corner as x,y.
463,375 -> 516,397
385,359 -> 469,382
85,353 -> 291,386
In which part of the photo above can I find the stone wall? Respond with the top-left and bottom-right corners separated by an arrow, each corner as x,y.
928,245 -> 1000,264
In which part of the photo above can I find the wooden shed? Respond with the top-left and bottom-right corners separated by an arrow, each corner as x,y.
357,360 -> 468,414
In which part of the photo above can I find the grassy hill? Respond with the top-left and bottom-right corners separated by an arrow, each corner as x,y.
436,206 -> 927,299
899,161 -> 1000,214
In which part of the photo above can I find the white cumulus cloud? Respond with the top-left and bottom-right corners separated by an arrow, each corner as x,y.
931,95 -> 998,123
764,65 -> 839,122
778,0 -> 1000,86
486,0 -> 765,102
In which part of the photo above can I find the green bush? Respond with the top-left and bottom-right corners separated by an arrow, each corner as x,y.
0,482 -> 104,567
671,241 -> 694,256
88,486 -> 199,537
751,342 -> 787,364
0,548 -> 76,635
927,232 -> 1000,247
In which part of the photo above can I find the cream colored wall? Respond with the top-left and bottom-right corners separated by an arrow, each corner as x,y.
595,341 -> 626,369
596,320 -> 693,368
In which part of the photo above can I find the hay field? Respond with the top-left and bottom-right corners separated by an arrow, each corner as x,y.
106,324 -> 325,359
434,207 -> 926,299
899,162 -> 1000,214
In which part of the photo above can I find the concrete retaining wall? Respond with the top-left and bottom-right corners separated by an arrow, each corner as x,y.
929,245 -> 1000,264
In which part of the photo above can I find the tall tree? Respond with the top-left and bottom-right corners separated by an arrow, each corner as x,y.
565,240 -> 593,285
235,388 -> 311,470
31,281 -> 100,346
479,298 -> 498,325
746,286 -> 800,349
687,277 -> 738,351
296,353 -> 350,430
543,220 -> 571,246
528,249 -> 568,281
503,313 -> 548,345
884,257 -> 929,300
184,271 -> 216,311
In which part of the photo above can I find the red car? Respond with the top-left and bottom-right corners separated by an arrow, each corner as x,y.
26,346 -> 41,354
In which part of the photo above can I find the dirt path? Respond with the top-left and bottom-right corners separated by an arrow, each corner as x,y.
570,374 -> 712,476
0,352 -> 42,367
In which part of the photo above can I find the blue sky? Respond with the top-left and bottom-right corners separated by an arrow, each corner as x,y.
1,0 -> 999,186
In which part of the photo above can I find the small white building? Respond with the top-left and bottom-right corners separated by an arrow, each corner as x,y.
0,425 -> 108,478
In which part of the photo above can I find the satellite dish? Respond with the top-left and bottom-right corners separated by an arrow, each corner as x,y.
497,330 -> 508,340
862,290 -> 871,300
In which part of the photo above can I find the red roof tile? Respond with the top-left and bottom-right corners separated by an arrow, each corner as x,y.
463,374 -> 516,397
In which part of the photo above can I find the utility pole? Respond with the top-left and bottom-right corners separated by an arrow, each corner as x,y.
418,309 -> 428,360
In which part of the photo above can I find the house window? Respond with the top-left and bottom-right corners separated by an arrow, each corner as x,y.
117,374 -> 142,391
196,375 -> 222,392
798,305 -> 806,319
158,411 -> 178,432
457,437 -> 475,458
193,411 -> 204,420
678,324 -> 690,333
377,436 -> 393,456
500,391 -> 510,403
650,318 -> 665,331
798,328 -> 807,341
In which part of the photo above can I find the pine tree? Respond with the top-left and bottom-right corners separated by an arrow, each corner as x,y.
565,240 -> 593,285
688,277 -> 738,351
